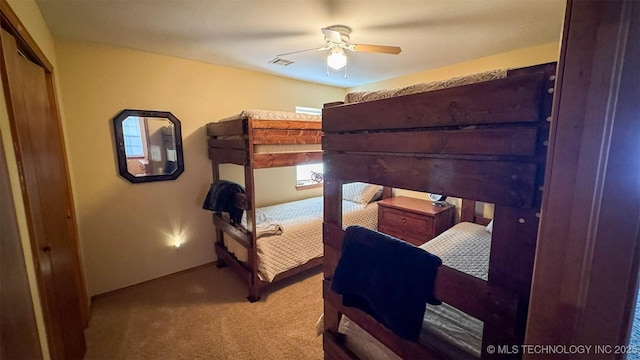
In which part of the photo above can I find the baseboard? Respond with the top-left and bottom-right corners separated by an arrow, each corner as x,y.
90,261 -> 218,302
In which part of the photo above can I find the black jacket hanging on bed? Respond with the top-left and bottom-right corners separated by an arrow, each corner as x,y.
330,225 -> 442,341
202,180 -> 245,225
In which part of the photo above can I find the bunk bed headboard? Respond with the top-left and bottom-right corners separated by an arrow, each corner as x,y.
322,62 -> 557,358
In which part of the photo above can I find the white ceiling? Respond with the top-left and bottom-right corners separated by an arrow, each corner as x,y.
35,0 -> 566,88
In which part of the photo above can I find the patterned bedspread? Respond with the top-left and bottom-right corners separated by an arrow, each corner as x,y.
225,196 -> 378,282
419,222 -> 489,358
421,221 -> 490,280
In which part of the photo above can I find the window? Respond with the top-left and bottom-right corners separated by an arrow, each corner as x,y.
295,106 -> 323,189
122,116 -> 144,157
295,106 -> 322,116
296,163 -> 323,187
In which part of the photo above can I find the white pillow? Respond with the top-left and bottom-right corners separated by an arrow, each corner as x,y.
343,182 -> 383,206
486,220 -> 493,234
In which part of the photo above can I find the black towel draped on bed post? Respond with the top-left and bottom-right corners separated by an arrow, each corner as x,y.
202,180 -> 245,225
330,225 -> 443,341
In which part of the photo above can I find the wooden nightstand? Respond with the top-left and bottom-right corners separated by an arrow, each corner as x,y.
377,196 -> 455,246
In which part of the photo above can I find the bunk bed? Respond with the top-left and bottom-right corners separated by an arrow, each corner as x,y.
321,62 -> 557,359
206,109 -> 386,301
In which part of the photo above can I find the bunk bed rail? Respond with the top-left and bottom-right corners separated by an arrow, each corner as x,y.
323,71 -> 547,132
322,65 -> 556,209
323,222 -> 522,336
207,117 -> 323,168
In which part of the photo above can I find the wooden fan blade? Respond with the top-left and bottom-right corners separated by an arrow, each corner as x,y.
321,28 -> 343,43
351,44 -> 402,54
276,47 -> 327,57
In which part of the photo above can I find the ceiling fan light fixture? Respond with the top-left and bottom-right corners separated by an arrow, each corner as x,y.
327,47 -> 347,70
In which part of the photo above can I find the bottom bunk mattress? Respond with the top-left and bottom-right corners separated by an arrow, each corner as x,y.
224,196 -> 379,282
337,221 -> 491,359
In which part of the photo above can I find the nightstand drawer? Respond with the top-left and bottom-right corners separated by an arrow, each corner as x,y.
379,207 -> 434,238
376,196 -> 455,246
378,225 -> 427,247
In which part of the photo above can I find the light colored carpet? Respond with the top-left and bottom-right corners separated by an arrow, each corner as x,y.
629,291 -> 640,360
84,264 -> 323,360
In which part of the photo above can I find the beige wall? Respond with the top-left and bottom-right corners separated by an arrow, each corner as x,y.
349,42 -> 561,219
349,43 -> 560,92
53,37 -> 344,296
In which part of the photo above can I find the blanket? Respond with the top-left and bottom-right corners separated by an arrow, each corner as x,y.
202,180 -> 245,225
241,210 -> 284,238
331,225 -> 442,341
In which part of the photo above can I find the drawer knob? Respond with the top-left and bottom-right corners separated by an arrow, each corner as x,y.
401,217 -> 407,223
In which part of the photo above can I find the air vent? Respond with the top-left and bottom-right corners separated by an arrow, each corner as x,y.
269,57 -> 294,66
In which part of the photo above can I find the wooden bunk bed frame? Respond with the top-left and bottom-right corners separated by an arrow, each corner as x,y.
322,62 -> 557,359
207,114 -> 323,301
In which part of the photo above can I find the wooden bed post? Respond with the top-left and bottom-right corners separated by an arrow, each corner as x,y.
245,118 -> 259,302
322,160 -> 344,353
526,0 -> 640,355
460,199 -> 476,223
482,206 -> 541,358
211,159 -> 228,268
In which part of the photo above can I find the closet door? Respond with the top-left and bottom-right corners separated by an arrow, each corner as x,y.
0,27 -> 86,359
0,126 -> 42,359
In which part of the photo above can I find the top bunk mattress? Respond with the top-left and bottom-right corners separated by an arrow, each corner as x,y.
217,109 -> 321,123
344,69 -> 508,104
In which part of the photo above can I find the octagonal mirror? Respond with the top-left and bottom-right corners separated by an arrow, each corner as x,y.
113,109 -> 184,183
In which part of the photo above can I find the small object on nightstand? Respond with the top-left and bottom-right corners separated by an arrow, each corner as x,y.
377,196 -> 455,246
428,193 -> 447,207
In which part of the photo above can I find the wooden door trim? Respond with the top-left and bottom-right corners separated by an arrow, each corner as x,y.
0,1 -> 51,72
0,0 -> 88,344
0,1 -> 88,326
526,0 -> 640,356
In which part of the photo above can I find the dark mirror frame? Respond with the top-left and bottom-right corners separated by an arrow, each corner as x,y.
113,109 -> 184,183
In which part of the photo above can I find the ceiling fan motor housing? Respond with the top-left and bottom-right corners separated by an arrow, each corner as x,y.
324,25 -> 352,44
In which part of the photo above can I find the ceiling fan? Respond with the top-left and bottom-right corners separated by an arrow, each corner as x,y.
274,25 -> 401,74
